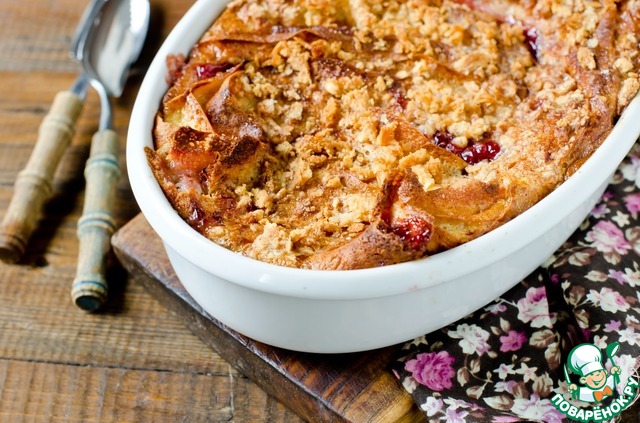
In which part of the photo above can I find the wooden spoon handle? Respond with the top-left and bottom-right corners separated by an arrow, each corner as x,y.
0,91 -> 84,263
71,129 -> 121,311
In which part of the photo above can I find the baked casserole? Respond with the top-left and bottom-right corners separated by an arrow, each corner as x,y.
146,0 -> 640,269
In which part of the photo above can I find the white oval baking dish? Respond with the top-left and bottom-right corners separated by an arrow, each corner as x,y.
127,0 -> 640,353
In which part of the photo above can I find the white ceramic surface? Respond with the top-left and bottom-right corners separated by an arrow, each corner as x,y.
127,0 -> 640,353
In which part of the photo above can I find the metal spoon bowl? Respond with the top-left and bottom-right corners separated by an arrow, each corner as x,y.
73,0 -> 150,129
71,0 -> 150,311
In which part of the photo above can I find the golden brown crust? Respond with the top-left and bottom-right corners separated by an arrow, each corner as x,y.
147,0 -> 640,269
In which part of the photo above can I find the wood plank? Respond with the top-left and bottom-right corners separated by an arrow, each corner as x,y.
112,214 -> 425,423
0,358 -> 297,422
0,0 -> 195,74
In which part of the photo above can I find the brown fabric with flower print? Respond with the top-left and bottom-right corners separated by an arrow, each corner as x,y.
392,143 -> 640,422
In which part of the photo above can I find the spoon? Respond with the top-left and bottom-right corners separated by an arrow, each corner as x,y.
71,0 -> 150,311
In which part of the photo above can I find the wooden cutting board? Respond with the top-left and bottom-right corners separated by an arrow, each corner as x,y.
111,214 -> 425,422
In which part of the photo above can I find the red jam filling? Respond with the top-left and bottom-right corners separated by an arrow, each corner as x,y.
195,63 -> 230,80
433,130 -> 501,164
188,202 -> 209,230
523,27 -> 539,60
460,140 -> 501,164
390,216 -> 433,250
391,82 -> 408,110
434,130 -> 460,154
187,199 -> 225,230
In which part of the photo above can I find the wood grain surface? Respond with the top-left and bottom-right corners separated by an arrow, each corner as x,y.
0,0 -> 301,421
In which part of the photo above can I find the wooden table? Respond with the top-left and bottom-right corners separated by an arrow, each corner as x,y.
0,0 -> 302,420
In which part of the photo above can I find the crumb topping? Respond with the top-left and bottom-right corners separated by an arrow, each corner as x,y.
148,0 -> 640,269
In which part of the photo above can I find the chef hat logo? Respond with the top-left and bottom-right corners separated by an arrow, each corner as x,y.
567,343 -> 605,377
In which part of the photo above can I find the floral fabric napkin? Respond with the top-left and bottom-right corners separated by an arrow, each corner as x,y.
392,143 -> 640,422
